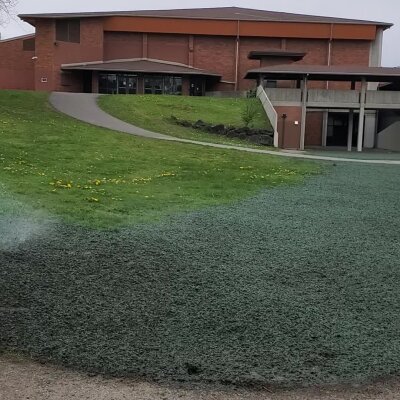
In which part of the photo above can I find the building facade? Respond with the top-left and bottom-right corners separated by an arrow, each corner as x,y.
0,7 -> 396,150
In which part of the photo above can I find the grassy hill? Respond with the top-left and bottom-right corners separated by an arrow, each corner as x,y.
98,94 -> 272,145
0,91 -> 311,227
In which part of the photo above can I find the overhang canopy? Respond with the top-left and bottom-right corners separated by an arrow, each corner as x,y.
248,50 -> 306,61
245,64 -> 400,82
62,58 -> 221,78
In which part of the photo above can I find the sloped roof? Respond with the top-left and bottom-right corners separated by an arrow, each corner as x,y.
0,33 -> 35,43
19,7 -> 392,27
245,64 -> 400,82
61,58 -> 221,77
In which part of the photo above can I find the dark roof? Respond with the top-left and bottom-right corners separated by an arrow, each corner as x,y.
248,50 -> 306,61
61,58 -> 221,77
19,7 -> 392,27
245,64 -> 400,82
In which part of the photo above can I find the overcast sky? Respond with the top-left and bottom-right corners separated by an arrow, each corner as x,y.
1,0 -> 399,66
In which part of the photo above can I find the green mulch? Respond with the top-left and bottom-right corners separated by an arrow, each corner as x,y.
0,90 -> 313,228
305,149 -> 400,160
98,94 -> 272,146
1,162 -> 400,388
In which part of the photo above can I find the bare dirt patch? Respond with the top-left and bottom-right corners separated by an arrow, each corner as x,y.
1,354 -> 400,400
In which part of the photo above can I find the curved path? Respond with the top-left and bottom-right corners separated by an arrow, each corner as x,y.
50,92 -> 400,165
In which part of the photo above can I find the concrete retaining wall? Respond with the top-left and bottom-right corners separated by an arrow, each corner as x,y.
377,121 -> 400,151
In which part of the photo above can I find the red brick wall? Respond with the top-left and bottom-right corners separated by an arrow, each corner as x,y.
330,39 -> 370,66
329,39 -> 371,89
34,18 -> 104,92
238,37 -> 282,90
193,35 -> 236,85
0,36 -> 35,90
148,34 -> 189,65
103,32 -> 143,60
1,19 -> 374,97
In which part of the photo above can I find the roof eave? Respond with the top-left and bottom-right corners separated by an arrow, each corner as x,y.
17,12 -> 393,28
245,70 -> 400,82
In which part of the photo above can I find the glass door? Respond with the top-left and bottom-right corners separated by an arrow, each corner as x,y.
127,76 -> 137,94
99,74 -> 137,94
118,75 -> 127,94
190,77 -> 205,96
144,76 -> 164,95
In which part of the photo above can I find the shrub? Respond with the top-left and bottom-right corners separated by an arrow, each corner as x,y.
241,100 -> 260,127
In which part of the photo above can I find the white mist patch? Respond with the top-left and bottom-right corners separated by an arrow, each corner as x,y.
0,216 -> 49,251
0,184 -> 52,251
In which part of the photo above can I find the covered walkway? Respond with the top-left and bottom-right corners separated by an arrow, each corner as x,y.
247,65 -> 400,152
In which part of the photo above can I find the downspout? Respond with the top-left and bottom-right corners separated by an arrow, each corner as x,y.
234,20 -> 240,91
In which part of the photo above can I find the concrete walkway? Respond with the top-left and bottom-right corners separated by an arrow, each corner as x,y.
49,92 -> 400,165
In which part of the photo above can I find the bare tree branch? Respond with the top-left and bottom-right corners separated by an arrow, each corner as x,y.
0,0 -> 17,25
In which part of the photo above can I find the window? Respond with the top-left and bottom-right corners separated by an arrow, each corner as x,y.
56,19 -> 80,43
164,76 -> 182,95
264,80 -> 277,89
22,38 -> 35,51
99,74 -> 137,95
144,76 -> 182,95
99,74 -> 117,94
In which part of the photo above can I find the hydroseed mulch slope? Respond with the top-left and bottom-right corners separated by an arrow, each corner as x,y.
1,162 -> 400,387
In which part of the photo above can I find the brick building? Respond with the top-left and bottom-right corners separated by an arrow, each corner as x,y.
1,7 -> 398,150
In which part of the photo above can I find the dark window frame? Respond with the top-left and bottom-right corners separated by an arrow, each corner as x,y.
22,38 -> 35,51
56,19 -> 81,43
98,73 -> 138,95
144,75 -> 183,95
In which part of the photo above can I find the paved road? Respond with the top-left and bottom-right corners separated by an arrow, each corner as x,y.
49,92 -> 400,165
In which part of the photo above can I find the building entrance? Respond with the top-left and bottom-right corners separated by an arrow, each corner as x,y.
327,112 -> 358,147
99,74 -> 137,94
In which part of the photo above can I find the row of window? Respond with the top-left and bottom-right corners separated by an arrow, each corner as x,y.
98,74 -> 183,95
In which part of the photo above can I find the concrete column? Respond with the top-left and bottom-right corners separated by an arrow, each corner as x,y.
300,76 -> 308,150
357,78 -> 367,152
364,112 -> 377,149
368,28 -> 383,90
137,75 -> 144,94
347,110 -> 354,151
91,71 -> 99,94
322,110 -> 329,147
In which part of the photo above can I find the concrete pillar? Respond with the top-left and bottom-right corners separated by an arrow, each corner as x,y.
357,78 -> 367,152
322,111 -> 328,147
300,76 -> 308,150
347,110 -> 354,151
91,71 -> 99,93
368,28 -> 383,90
364,112 -> 377,149
182,77 -> 191,96
137,75 -> 144,94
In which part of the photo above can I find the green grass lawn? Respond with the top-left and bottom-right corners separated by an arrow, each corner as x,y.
0,91 -> 313,228
98,94 -> 272,146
